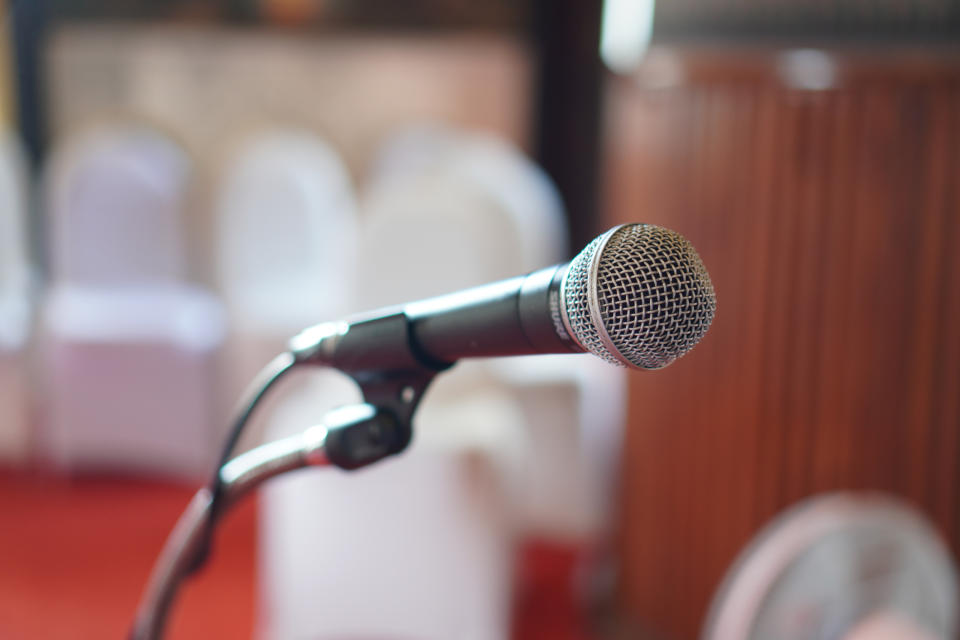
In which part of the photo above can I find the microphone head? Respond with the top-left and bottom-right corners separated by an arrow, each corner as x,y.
560,224 -> 716,370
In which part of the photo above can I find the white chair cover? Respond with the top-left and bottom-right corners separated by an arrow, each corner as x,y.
216,129 -> 356,336
214,128 -> 359,451
211,129 -> 369,637
0,132 -> 32,462
40,125 -> 224,478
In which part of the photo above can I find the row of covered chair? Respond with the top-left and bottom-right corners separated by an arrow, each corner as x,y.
0,122 -> 625,639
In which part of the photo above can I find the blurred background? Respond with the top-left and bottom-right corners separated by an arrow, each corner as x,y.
1,0 -> 960,639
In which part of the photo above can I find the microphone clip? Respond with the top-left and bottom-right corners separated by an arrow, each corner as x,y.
292,311 -> 451,459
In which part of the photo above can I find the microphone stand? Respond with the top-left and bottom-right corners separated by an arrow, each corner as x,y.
133,315 -> 450,639
129,403 -> 411,640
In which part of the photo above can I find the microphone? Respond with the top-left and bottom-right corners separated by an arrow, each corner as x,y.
290,224 -> 716,374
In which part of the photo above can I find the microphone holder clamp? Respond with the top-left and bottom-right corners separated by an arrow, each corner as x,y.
292,310 -> 453,439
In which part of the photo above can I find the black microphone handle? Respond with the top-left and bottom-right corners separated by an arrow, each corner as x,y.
405,263 -> 582,365
290,264 -> 584,376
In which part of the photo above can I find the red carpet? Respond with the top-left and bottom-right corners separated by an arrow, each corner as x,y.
0,470 -> 592,639
0,470 -> 257,639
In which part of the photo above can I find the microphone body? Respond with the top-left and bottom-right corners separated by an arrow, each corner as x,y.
290,224 -> 716,375
406,263 -> 580,363
290,264 -> 580,374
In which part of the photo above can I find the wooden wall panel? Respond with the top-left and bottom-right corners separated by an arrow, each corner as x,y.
603,50 -> 960,639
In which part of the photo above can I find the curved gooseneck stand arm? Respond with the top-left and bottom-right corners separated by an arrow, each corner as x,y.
132,312 -> 450,640
129,403 -> 410,640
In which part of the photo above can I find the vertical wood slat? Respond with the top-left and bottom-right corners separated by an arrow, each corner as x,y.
604,51 -> 960,639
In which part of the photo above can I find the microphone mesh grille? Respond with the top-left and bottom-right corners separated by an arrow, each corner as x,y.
563,224 -> 716,370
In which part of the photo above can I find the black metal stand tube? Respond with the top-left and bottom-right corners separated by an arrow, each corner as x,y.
129,426 -> 330,640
